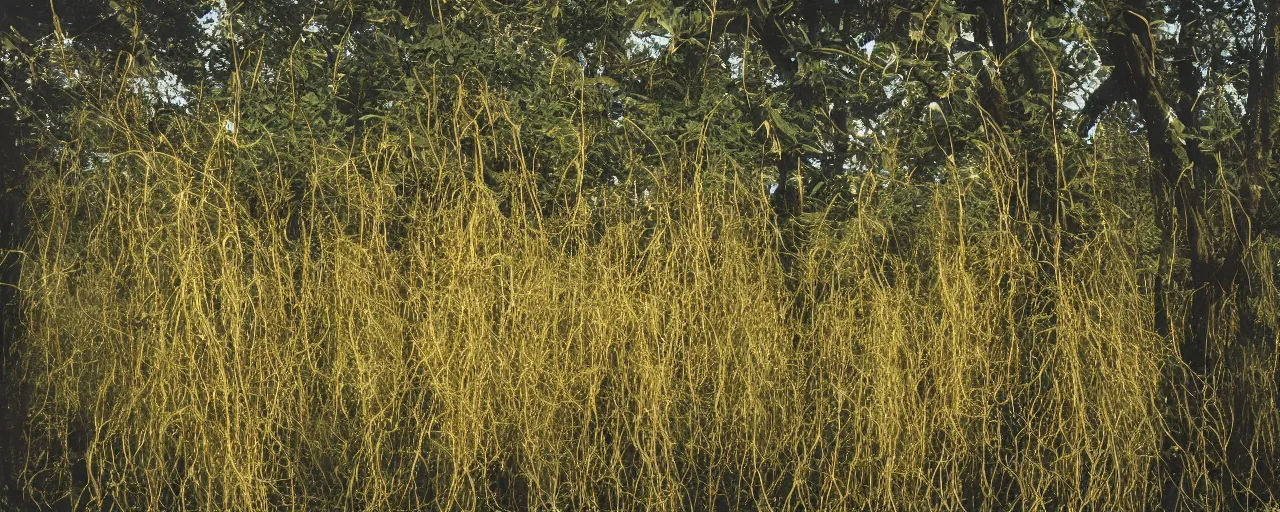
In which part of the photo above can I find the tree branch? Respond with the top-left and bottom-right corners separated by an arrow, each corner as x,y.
1076,70 -> 1127,138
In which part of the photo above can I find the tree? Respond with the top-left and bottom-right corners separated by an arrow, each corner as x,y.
3,0 -> 1280,508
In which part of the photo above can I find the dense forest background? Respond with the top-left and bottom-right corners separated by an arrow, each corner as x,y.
1,0 -> 1278,509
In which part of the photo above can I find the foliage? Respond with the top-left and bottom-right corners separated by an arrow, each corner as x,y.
1,0 -> 1278,509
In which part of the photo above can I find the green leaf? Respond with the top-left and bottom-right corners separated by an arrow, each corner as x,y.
938,18 -> 957,51
584,76 -> 619,87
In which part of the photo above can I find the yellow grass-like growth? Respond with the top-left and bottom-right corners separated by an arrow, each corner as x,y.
9,68 -> 1278,511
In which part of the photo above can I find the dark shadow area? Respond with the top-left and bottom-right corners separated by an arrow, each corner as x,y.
0,114 -> 31,510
